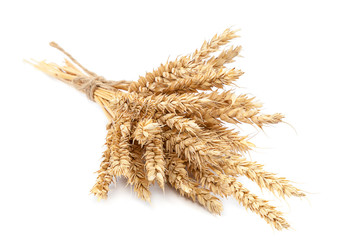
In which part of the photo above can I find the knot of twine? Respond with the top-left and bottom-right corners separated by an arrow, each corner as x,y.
72,76 -> 117,101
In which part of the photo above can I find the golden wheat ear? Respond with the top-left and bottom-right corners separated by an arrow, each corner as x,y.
30,28 -> 304,230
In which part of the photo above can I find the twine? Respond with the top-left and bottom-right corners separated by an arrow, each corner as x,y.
71,76 -> 118,101
49,42 -> 131,101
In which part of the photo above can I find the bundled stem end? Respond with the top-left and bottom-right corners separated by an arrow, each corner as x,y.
31,28 -> 304,230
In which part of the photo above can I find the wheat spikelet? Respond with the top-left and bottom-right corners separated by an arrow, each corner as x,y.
163,129 -> 223,168
191,28 -> 239,63
107,119 -> 132,177
166,155 -> 223,214
157,66 -> 244,93
133,119 -> 159,145
189,164 -> 289,229
30,28 -> 304,230
230,180 -> 290,230
158,113 -> 202,135
128,144 -> 151,202
144,131 -> 166,189
90,123 -> 115,200
226,156 -> 305,198
206,45 -> 242,68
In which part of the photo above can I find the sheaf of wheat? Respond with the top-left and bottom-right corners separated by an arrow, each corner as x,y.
29,28 -> 304,230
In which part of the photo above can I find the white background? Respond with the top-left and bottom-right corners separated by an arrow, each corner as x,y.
1,0 -> 359,239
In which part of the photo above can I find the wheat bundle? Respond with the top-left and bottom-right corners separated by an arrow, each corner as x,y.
30,29 -> 304,230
